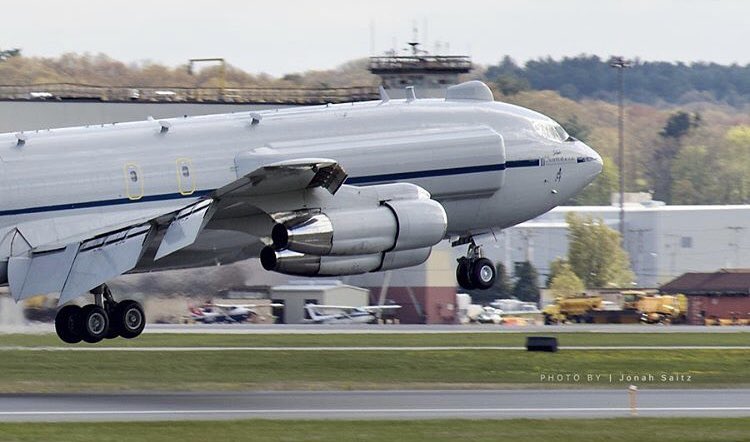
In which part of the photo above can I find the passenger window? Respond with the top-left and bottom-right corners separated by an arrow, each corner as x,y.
124,163 -> 144,200
176,158 -> 196,195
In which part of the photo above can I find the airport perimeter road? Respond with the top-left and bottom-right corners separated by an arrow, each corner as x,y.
144,324 -> 750,334
0,390 -> 748,422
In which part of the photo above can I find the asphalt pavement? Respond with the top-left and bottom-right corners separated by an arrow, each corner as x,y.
0,389 -> 748,422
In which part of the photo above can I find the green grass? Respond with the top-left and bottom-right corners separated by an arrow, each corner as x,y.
1,332 -> 747,392
1,332 -> 749,348
1,418 -> 750,442
0,348 -> 747,392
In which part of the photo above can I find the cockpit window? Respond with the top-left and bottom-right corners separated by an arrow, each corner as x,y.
533,121 -> 570,143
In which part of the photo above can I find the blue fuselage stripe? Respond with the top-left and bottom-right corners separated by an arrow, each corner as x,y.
345,162 -> 508,185
0,160 -> 540,217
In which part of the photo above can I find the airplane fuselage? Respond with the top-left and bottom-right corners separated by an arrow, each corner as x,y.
0,96 -> 601,282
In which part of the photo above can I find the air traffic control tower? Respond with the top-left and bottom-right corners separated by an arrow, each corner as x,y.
368,41 -> 472,98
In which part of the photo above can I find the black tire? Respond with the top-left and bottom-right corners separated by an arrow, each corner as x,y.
80,304 -> 109,344
115,300 -> 146,339
470,258 -> 496,290
55,305 -> 83,344
456,258 -> 475,290
104,302 -> 121,340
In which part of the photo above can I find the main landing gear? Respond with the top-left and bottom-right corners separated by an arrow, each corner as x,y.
455,240 -> 497,290
54,285 -> 145,344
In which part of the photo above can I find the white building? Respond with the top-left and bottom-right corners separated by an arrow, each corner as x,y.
489,202 -> 750,287
270,280 -> 370,324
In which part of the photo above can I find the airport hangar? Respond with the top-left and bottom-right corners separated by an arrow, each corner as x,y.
496,195 -> 750,288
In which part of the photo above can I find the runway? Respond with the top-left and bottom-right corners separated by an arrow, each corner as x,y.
0,389 -> 748,422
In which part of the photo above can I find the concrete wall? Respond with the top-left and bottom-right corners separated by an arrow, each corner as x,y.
687,295 -> 750,325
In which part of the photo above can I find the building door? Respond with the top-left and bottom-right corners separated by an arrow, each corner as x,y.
271,299 -> 285,324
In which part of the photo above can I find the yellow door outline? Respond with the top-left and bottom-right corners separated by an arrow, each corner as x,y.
124,163 -> 144,200
176,158 -> 196,196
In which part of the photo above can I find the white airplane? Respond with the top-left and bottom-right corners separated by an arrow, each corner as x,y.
488,299 -> 542,316
0,81 -> 602,343
304,303 -> 401,324
188,302 -> 282,324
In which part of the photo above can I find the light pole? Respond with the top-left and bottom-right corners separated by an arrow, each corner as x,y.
609,56 -> 631,242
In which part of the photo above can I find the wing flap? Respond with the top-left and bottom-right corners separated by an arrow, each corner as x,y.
7,244 -> 78,301
58,224 -> 153,305
154,199 -> 214,260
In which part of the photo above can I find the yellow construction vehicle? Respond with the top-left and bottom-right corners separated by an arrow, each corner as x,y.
543,295 -> 603,324
544,291 -> 685,325
637,294 -> 687,324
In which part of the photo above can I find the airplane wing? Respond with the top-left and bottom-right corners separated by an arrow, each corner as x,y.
213,303 -> 284,309
306,305 -> 352,311
311,305 -> 401,311
360,305 -> 402,311
7,158 -> 347,304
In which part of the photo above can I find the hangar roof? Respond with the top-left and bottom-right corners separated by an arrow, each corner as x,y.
660,269 -> 750,295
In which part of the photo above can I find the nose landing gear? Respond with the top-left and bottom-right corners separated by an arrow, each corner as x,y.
455,241 -> 496,290
54,284 -> 146,344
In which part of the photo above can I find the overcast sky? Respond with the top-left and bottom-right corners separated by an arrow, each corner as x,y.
1,0 -> 747,75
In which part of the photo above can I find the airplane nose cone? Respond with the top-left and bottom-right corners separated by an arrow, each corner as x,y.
584,142 -> 603,175
592,149 -> 603,174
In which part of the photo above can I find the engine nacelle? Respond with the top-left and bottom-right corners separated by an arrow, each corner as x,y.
260,247 -> 432,276
271,198 -> 447,256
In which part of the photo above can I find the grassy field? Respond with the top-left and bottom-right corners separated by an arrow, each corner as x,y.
1,418 -> 749,442
1,331 -> 749,348
0,345 -> 747,392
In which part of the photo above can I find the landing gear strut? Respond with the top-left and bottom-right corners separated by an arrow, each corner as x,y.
455,240 -> 496,290
54,285 -> 146,344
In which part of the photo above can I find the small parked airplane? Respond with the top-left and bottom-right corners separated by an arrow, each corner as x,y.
304,304 -> 401,324
0,81 -> 601,343
188,302 -> 282,324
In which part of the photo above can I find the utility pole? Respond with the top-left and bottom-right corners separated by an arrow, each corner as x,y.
610,56 -> 631,242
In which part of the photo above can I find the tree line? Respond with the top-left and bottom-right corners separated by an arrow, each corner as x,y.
0,49 -> 377,89
485,54 -> 750,107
